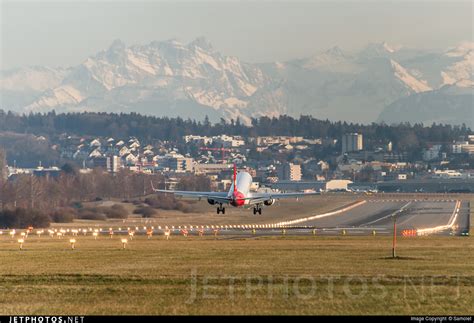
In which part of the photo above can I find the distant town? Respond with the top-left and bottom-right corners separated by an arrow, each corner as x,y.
1,111 -> 473,194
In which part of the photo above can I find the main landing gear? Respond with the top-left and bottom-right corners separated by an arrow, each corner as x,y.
253,205 -> 262,215
217,204 -> 226,214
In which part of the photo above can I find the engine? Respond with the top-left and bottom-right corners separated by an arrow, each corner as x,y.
207,198 -> 216,205
264,199 -> 275,206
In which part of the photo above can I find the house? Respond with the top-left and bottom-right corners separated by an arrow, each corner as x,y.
123,153 -> 139,165
73,150 -> 88,160
119,146 -> 130,157
90,139 -> 101,147
129,141 -> 140,149
88,148 -> 102,158
317,160 -> 330,171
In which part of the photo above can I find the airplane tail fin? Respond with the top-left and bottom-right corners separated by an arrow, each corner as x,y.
233,163 -> 237,193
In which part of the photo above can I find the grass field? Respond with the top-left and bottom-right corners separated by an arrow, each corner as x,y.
0,234 -> 472,315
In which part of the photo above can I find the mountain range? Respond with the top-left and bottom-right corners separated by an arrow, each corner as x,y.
0,37 -> 472,127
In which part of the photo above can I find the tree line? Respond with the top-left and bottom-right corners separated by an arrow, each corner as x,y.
0,110 -> 470,145
0,166 -> 211,228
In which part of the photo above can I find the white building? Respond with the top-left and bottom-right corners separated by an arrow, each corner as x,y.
278,163 -> 302,181
89,148 -> 102,158
452,142 -> 468,154
123,153 -> 139,165
317,160 -> 330,171
452,137 -> 474,155
90,139 -> 101,147
326,180 -> 352,191
398,174 -> 407,180
213,135 -> 245,148
462,145 -> 474,155
129,141 -> 140,149
342,133 -> 363,154
434,170 -> 462,178
422,145 -> 442,161
110,156 -> 121,173
184,135 -> 213,145
158,152 -> 194,172
119,146 -> 130,157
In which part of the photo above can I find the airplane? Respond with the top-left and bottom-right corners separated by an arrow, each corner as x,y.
151,164 -> 319,215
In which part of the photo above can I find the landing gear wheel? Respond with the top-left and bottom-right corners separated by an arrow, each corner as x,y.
253,208 -> 257,215
217,205 -> 225,215
258,208 -> 262,215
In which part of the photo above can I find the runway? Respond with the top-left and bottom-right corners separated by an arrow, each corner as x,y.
10,197 -> 468,239
107,198 -> 470,237
291,199 -> 470,234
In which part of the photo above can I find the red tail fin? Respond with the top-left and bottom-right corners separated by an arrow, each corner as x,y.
233,163 -> 237,193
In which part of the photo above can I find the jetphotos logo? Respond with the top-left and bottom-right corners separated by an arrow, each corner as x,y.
185,269 -> 463,304
8,318 -> 85,323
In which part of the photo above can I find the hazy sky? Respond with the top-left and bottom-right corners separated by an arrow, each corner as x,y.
0,0 -> 472,70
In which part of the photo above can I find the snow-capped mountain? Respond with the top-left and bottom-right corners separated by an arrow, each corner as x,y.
392,42 -> 473,89
376,42 -> 473,127
16,38 -> 268,123
378,84 -> 474,128
0,66 -> 70,110
0,39 -> 472,126
251,42 -> 438,123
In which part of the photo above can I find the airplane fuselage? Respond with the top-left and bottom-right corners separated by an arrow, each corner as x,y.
228,172 -> 252,207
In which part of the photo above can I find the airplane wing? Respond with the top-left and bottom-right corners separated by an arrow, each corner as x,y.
251,191 -> 320,199
245,191 -> 320,205
151,182 -> 231,203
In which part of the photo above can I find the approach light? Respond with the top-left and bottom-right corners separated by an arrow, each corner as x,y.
121,238 -> 128,249
18,238 -> 24,250
70,239 -> 76,250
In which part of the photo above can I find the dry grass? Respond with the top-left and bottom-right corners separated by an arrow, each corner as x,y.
0,234 -> 472,315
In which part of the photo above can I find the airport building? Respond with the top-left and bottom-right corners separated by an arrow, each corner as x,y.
270,180 -> 326,192
352,178 -> 474,193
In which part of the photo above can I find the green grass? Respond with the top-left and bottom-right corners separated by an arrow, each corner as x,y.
0,234 -> 473,315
